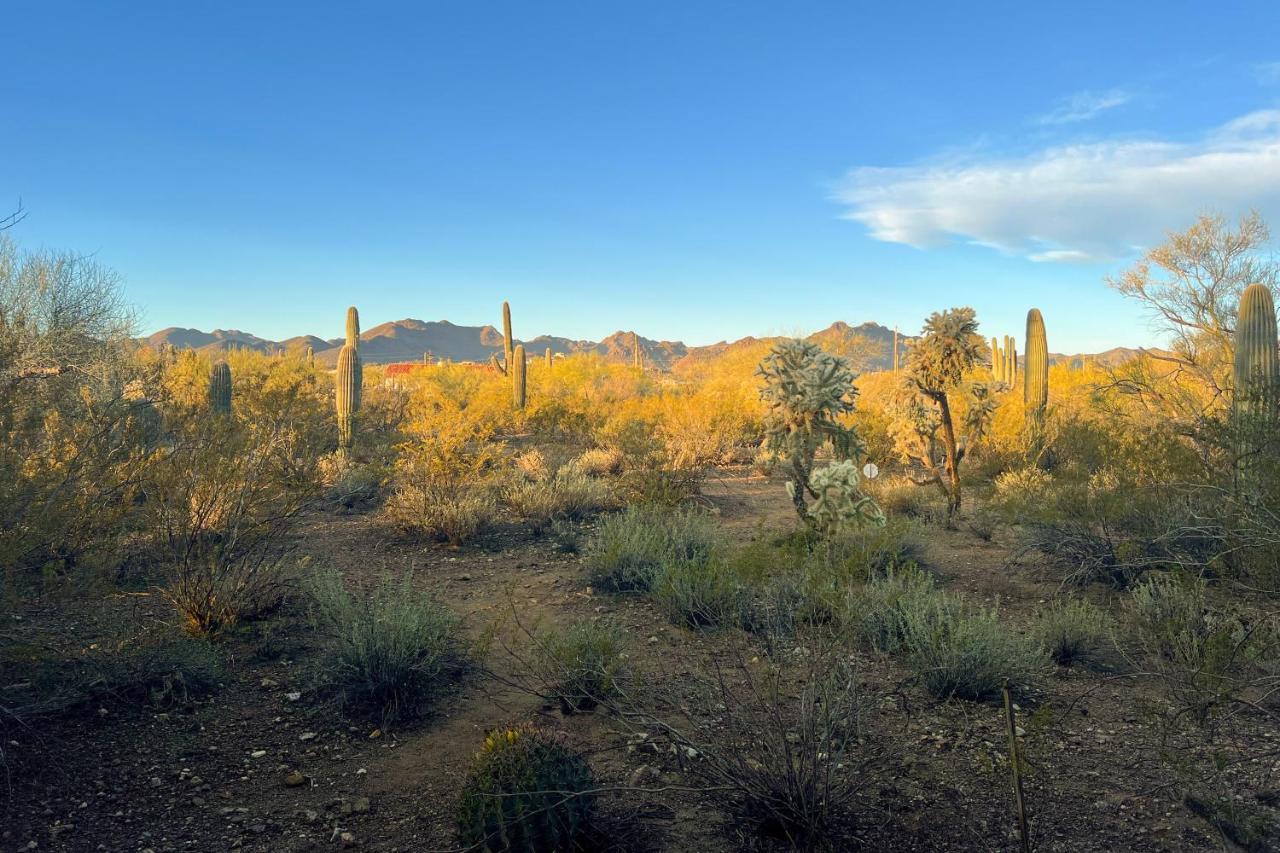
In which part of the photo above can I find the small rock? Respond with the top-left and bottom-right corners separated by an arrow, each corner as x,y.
285,692 -> 302,702
339,831 -> 357,847
284,771 -> 307,788
299,732 -> 318,742
250,750 -> 267,759
629,765 -> 659,787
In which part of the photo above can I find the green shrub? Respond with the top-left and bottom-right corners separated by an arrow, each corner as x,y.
535,621 -> 625,713
848,565 -> 940,653
383,483 -> 496,546
1128,573 -> 1279,720
565,446 -> 624,477
456,723 -> 595,852
652,556 -> 750,629
899,594 -> 1044,700
1035,597 -> 1114,668
620,467 -> 704,506
306,570 -> 464,723
504,473 -> 616,533
584,505 -> 720,593
872,475 -> 946,524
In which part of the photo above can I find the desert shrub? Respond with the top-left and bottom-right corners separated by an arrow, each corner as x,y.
0,236 -> 155,593
0,627 -> 221,724
534,620 -> 626,713
321,453 -> 383,509
652,555 -> 750,629
513,448 -> 550,481
584,505 -> 721,593
456,723 -> 595,852
871,474 -> 947,524
147,411 -> 322,636
899,593 -> 1044,700
307,570 -> 465,723
384,483 -> 496,545
565,446 -> 624,477
503,472 -> 616,533
637,636 -> 874,848
849,564 -> 940,653
620,466 -> 705,506
1035,596 -> 1114,668
1128,573 -> 1280,722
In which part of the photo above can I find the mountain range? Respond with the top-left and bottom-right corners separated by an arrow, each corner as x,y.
143,319 -> 1156,374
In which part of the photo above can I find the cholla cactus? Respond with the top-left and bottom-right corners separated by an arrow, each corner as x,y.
757,339 -> 864,519
209,360 -> 232,415
805,460 -> 885,536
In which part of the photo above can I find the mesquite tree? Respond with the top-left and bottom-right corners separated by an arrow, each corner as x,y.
757,339 -> 865,520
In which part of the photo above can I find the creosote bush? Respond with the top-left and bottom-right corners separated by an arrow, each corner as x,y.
306,570 -> 465,723
899,594 -> 1044,700
534,620 -> 626,713
652,555 -> 750,629
456,723 -> 595,853
585,505 -> 721,593
384,484 -> 496,546
503,471 -> 616,533
1035,596 -> 1114,668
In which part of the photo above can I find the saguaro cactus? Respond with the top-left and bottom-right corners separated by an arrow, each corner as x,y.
1024,309 -> 1048,421
336,306 -> 363,452
545,347 -> 553,370
990,336 -> 1002,382
512,344 -> 527,409
336,343 -> 360,451
346,306 -> 360,349
1234,283 -> 1279,475
502,301 -> 514,372
632,332 -> 642,370
209,360 -> 232,415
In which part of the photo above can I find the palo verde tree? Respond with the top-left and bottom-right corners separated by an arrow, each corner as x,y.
756,338 -> 865,521
892,307 -> 992,520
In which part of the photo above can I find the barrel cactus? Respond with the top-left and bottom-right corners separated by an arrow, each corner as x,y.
1024,308 -> 1048,421
209,360 -> 232,415
513,344 -> 527,409
455,723 -> 595,853
1233,283 -> 1279,475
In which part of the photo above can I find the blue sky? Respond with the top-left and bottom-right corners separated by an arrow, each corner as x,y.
5,1 -> 1280,352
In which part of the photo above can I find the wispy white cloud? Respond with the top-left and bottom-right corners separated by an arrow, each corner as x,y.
1253,61 -> 1280,85
834,109 -> 1280,263
1036,88 -> 1132,125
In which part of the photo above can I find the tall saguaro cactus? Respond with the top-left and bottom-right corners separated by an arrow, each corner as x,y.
209,360 -> 232,415
545,347 -> 553,371
336,306 -> 363,452
1024,308 -> 1048,422
502,301 -> 514,373
1233,283 -> 1279,477
512,344 -> 527,409
632,331 -> 642,370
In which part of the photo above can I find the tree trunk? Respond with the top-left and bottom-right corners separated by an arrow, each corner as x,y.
936,393 -> 962,519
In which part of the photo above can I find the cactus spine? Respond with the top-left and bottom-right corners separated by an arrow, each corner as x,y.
209,360 -> 232,415
502,301 -> 514,372
1233,284 -> 1279,477
1024,308 -> 1048,421
336,306 -> 362,452
512,344 -> 526,409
